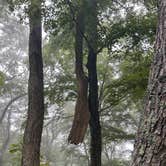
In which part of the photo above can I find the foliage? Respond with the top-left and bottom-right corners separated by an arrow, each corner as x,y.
9,141 -> 50,166
0,72 -> 5,88
0,0 -> 158,165
103,159 -> 130,166
9,142 -> 22,166
42,1 -> 157,165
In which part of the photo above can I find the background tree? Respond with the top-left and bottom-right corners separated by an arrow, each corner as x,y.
0,1 -> 28,165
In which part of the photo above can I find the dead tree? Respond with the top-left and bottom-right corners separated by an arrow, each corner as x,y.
68,6 -> 90,145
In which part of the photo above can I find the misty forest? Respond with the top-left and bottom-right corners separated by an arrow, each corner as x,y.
0,0 -> 165,166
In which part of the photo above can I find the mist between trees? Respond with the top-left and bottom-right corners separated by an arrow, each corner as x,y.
1,0 -> 165,166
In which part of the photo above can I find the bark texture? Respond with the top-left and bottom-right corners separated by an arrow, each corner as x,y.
87,0 -> 102,165
132,1 -> 166,165
21,0 -> 44,166
68,6 -> 90,145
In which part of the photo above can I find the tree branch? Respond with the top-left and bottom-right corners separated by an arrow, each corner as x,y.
0,93 -> 27,124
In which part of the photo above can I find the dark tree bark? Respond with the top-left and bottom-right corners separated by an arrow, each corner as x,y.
132,1 -> 166,165
21,0 -> 44,166
68,4 -> 90,145
87,0 -> 102,165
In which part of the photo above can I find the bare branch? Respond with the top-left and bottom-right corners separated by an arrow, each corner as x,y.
0,93 -> 27,124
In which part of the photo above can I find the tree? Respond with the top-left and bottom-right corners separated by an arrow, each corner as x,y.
43,1 -> 156,165
68,2 -> 90,144
0,1 -> 28,165
86,0 -> 102,165
3,0 -> 156,165
132,0 -> 166,165
21,0 -> 44,165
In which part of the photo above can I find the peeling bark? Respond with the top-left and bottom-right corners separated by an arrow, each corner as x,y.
68,6 -> 90,145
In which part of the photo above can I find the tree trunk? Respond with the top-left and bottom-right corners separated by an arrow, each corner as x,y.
21,0 -> 44,166
88,47 -> 102,166
87,0 -> 102,165
132,0 -> 166,165
68,4 -> 90,145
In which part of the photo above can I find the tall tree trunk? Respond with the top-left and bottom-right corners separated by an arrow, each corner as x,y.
68,4 -> 90,145
21,0 -> 44,166
87,0 -> 102,165
132,0 -> 166,165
